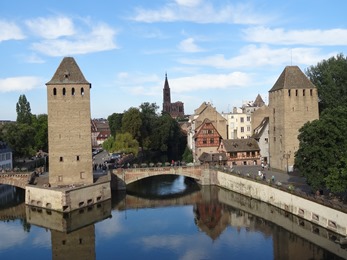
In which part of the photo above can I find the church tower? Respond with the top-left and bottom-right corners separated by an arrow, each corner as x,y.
46,57 -> 93,186
268,66 -> 319,172
162,73 -> 171,114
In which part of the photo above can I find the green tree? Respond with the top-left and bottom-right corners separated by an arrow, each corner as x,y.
108,113 -> 123,137
139,102 -> 159,149
306,54 -> 347,113
182,146 -> 193,163
16,94 -> 32,125
121,107 -> 142,142
2,123 -> 36,158
32,114 -> 48,152
114,132 -> 139,156
295,107 -> 347,193
102,135 -> 116,153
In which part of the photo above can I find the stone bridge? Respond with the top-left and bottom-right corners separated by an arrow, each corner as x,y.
111,165 -> 213,190
0,172 -> 35,189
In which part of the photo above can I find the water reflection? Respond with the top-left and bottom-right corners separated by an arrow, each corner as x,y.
0,180 -> 346,259
26,200 -> 111,260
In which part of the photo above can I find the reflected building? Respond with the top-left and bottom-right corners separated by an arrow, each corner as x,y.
26,199 -> 111,260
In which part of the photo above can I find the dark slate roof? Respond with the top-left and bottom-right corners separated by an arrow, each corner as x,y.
253,94 -> 265,107
221,138 -> 260,152
252,117 -> 269,140
198,152 -> 227,163
164,73 -> 170,89
269,66 -> 316,92
46,57 -> 90,85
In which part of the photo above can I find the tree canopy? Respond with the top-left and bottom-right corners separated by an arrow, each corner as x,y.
104,102 -> 186,163
295,54 -> 347,194
16,94 -> 32,124
306,53 -> 347,113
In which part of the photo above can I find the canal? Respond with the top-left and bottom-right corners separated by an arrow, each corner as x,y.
0,176 -> 345,259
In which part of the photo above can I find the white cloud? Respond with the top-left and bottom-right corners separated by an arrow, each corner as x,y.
0,76 -> 42,93
179,44 -> 333,68
31,23 -> 118,56
171,72 -> 251,92
243,26 -> 347,46
131,2 -> 271,25
0,20 -> 25,42
175,0 -> 201,7
115,71 -> 251,98
0,223 -> 28,250
178,38 -> 204,52
25,16 -> 75,39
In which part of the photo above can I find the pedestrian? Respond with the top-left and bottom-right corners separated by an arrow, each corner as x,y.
271,175 -> 275,183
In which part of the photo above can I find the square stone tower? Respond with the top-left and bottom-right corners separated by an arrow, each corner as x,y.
268,66 -> 319,172
46,57 -> 93,186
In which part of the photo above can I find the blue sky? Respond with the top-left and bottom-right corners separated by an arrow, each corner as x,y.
1,0 -> 347,120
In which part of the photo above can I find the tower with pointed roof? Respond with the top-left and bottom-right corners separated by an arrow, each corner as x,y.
46,57 -> 93,186
162,73 -> 184,118
268,66 -> 319,171
162,73 -> 171,114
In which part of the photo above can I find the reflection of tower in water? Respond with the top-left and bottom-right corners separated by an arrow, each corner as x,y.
26,199 -> 111,260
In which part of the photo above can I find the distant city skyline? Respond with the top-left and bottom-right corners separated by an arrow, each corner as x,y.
1,0 -> 347,120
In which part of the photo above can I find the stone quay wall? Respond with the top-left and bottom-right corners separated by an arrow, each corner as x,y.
26,181 -> 111,212
215,170 -> 347,236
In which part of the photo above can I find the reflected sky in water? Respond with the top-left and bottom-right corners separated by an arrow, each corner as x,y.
0,177 -> 345,260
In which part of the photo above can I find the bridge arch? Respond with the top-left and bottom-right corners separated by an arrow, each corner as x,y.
112,166 -> 206,186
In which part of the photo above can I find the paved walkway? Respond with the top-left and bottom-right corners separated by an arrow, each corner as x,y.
231,165 -> 312,194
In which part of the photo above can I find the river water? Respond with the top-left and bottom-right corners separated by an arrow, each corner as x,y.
0,175 -> 345,260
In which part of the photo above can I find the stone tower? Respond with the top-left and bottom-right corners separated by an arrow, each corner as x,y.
46,57 -> 93,186
162,73 -> 171,114
268,66 -> 319,172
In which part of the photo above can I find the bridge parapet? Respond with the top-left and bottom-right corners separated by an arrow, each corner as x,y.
111,165 -> 211,187
0,172 -> 35,189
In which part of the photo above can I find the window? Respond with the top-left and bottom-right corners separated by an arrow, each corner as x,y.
202,138 -> 207,144
240,117 -> 244,123
288,89 -> 291,96
241,127 -> 244,133
247,126 -> 250,131
76,155 -> 80,161
72,87 -> 75,96
210,138 -> 214,144
310,89 -> 313,96
265,138 -> 268,143
81,87 -> 85,96
296,89 -> 298,96
62,88 -> 66,96
59,156 -> 63,162
247,116 -> 251,122
303,89 -> 305,96
53,88 -> 57,96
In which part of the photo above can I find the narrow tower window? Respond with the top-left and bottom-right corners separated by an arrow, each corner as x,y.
63,88 -> 66,96
295,89 -> 298,96
72,87 -> 75,96
53,88 -> 57,96
81,87 -> 84,96
310,89 -> 313,96
288,89 -> 291,96
303,89 -> 305,96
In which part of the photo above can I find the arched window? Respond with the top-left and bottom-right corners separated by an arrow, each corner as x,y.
72,87 -> 75,96
81,87 -> 84,96
53,88 -> 57,96
63,88 -> 66,96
